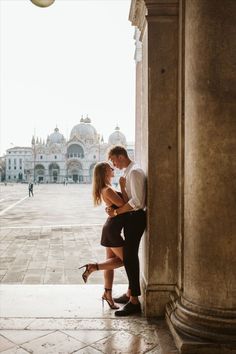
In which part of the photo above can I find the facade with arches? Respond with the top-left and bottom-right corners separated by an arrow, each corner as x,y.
5,117 -> 133,183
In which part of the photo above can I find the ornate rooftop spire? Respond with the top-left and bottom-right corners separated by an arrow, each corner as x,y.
84,115 -> 91,123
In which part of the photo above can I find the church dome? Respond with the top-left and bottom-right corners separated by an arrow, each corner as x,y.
108,126 -> 127,146
70,117 -> 98,142
48,127 -> 65,144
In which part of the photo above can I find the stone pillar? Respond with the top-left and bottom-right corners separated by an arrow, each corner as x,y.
130,0 -> 179,316
166,0 -> 236,352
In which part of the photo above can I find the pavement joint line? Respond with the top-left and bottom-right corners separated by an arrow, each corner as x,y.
0,196 -> 28,216
0,223 -> 104,230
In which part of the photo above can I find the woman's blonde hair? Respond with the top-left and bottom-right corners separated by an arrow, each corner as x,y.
92,162 -> 110,206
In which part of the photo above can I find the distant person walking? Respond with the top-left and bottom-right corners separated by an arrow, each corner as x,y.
28,182 -> 34,197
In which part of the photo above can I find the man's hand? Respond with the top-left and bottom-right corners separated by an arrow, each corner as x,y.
119,176 -> 126,189
105,206 -> 115,218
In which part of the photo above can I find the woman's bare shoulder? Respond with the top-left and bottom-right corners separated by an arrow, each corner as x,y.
102,186 -> 115,197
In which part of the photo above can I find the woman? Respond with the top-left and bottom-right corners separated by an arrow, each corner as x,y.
79,162 -> 128,309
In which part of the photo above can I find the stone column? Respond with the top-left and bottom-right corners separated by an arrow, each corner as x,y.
130,0 -> 179,316
167,0 -> 236,352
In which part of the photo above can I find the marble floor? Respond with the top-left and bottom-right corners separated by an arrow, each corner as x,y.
0,285 -> 178,354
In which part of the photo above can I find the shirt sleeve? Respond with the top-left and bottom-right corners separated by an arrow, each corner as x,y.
127,169 -> 146,210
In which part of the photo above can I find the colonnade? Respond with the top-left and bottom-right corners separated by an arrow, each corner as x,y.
130,0 -> 236,352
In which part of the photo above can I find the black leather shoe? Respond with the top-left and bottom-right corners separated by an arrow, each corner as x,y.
114,301 -> 141,316
113,293 -> 130,304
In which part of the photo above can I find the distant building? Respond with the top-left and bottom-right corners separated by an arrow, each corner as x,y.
4,117 -> 134,183
0,156 -> 6,181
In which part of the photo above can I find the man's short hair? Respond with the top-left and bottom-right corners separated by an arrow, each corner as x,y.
108,145 -> 128,159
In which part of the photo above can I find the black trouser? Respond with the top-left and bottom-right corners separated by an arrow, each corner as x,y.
123,209 -> 146,297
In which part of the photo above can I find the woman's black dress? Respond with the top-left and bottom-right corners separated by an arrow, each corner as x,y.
101,192 -> 125,248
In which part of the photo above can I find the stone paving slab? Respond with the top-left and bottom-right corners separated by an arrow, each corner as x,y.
0,285 -> 178,353
0,329 -> 162,354
0,226 -> 127,285
0,320 -> 177,354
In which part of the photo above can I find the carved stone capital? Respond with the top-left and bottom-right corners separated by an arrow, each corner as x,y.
129,0 -> 179,37
144,0 -> 178,13
129,0 -> 147,33
144,0 -> 179,24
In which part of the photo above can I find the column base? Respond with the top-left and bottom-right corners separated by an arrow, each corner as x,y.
141,278 -> 176,317
165,298 -> 236,354
166,313 -> 236,354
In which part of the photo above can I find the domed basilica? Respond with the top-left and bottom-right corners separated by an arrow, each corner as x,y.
5,117 -> 134,183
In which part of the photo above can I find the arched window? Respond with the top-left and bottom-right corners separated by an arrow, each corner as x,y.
67,144 -> 84,158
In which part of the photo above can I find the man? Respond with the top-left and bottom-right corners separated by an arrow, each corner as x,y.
28,182 -> 34,197
107,146 -> 146,316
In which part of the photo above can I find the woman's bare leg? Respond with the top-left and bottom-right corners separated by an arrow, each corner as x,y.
104,248 -> 115,291
103,248 -> 121,308
103,247 -> 123,301
110,247 -> 123,262
79,247 -> 123,284
91,247 -> 123,272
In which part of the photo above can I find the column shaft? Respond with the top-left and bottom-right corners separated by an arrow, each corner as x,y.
139,0 -> 179,316
168,0 -> 236,350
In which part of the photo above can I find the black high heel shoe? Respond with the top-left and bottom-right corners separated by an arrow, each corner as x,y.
79,263 -> 98,283
102,288 -> 119,310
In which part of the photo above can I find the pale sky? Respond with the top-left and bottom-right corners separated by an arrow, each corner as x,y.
0,0 -> 135,156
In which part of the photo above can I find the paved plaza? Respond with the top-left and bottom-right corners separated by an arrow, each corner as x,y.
0,183 -> 177,354
0,184 -> 126,285
0,183 -> 107,228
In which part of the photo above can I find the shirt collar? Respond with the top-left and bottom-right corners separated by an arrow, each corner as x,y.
123,161 -> 135,177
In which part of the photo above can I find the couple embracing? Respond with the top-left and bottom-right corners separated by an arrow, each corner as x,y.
79,145 -> 146,316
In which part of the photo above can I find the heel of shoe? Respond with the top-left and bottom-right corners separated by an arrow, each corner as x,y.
78,264 -> 86,270
79,263 -> 98,284
78,264 -> 89,283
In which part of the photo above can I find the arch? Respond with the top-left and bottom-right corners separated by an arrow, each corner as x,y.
48,163 -> 60,183
67,144 -> 84,158
67,160 -> 83,183
35,164 -> 45,182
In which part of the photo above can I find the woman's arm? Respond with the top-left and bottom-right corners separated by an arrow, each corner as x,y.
102,187 -> 125,207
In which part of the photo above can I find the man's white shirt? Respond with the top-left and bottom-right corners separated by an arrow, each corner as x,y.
123,161 -> 146,210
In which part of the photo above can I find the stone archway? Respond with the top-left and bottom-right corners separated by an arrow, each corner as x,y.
67,160 -> 83,183
35,164 -> 45,183
48,163 -> 60,183
67,144 -> 84,159
18,172 -> 23,181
